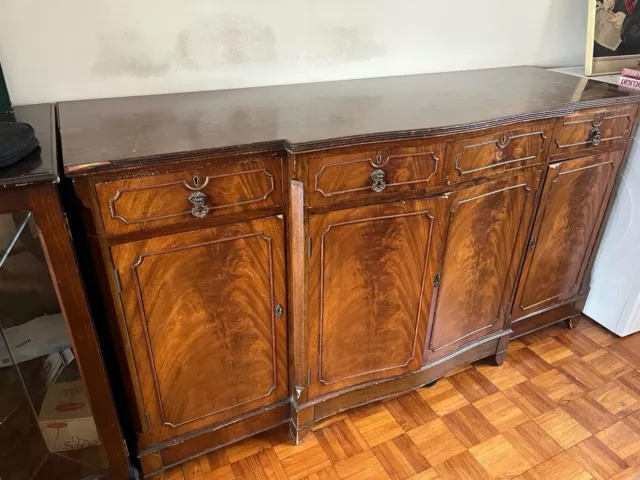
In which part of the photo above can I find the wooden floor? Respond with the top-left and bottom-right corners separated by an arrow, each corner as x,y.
163,316 -> 640,480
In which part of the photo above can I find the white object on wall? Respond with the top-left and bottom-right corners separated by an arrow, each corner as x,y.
0,0 -> 586,104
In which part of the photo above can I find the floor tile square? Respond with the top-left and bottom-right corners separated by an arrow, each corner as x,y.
225,432 -> 274,463
372,434 -> 431,480
596,419 -> 640,465
475,361 -> 528,391
535,408 -> 592,450
568,437 -> 629,480
609,335 -> 640,369
506,347 -> 554,379
502,420 -> 563,467
274,434 -> 332,480
384,391 -> 438,432
552,330 -> 601,357
562,395 -> 618,434
442,404 -> 500,448
331,450 -> 388,480
473,392 -> 529,431
517,451 -> 592,480
448,368 -> 499,403
588,381 -> 640,418
417,379 -> 469,416
530,369 -> 585,405
554,356 -> 608,391
350,404 -> 404,448
503,381 -> 557,420
528,337 -> 574,364
581,348 -> 634,380
579,323 -> 618,347
469,434 -> 532,479
315,418 -> 368,463
618,370 -> 640,398
407,418 -> 467,465
433,451 -> 491,480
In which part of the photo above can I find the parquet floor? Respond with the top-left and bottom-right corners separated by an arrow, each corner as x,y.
163,316 -> 640,480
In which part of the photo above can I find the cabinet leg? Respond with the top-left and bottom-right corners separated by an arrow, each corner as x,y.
495,350 -> 507,366
289,421 -> 312,445
422,379 -> 439,388
564,316 -> 580,330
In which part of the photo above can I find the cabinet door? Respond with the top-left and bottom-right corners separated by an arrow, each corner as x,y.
307,198 -> 447,399
512,152 -> 624,319
111,216 -> 287,443
424,171 -> 541,362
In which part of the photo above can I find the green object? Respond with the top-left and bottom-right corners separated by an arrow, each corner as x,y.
0,63 -> 12,114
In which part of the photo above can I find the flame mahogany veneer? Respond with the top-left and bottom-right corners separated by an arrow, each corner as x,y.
58,67 -> 640,478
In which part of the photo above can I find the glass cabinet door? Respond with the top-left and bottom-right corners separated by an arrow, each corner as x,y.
0,211 -> 109,480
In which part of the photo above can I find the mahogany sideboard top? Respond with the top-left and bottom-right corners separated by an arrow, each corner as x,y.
58,66 -> 640,174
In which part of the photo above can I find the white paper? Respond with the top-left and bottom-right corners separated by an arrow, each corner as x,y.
0,314 -> 72,367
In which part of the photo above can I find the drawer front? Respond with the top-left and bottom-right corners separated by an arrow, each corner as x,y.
444,124 -> 552,185
307,143 -> 445,208
96,156 -> 283,235
550,105 -> 636,158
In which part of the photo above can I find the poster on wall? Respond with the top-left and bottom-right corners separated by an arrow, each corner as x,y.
586,0 -> 640,75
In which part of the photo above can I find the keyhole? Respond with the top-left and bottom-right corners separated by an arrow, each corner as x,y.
193,176 -> 199,187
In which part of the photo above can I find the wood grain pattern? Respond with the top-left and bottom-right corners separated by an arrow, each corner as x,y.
306,142 -> 445,208
550,104 -> 636,158
96,155 -> 283,235
513,151 -> 624,319
444,124 -> 552,185
426,172 -> 540,361
111,216 -> 288,442
307,197 -> 447,398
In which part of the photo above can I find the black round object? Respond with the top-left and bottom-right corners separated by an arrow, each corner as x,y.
0,122 -> 39,168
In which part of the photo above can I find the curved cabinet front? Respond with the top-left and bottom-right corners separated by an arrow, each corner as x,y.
307,197 -> 447,399
111,216 -> 288,443
512,151 -> 624,319
424,171 -> 541,362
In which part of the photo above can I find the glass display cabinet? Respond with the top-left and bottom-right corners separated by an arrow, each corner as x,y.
0,104 -> 130,479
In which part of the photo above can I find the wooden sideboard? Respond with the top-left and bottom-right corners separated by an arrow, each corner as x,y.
57,66 -> 640,478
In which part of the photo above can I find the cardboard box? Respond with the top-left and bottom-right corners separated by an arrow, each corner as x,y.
38,380 -> 100,452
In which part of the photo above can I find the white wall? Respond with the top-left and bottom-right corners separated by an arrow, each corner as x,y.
0,0 -> 587,105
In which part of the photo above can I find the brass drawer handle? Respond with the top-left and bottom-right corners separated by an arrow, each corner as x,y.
590,127 -> 602,146
371,169 -> 386,193
188,191 -> 210,218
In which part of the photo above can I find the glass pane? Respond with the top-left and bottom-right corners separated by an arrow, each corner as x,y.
0,212 -> 109,480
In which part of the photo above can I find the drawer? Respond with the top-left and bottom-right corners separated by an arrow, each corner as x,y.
550,105 -> 637,158
95,156 -> 283,235
306,142 -> 445,208
444,124 -> 553,185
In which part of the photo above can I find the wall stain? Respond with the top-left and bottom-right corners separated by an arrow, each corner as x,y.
306,25 -> 386,65
331,26 -> 386,62
92,15 -> 277,78
177,15 -> 276,70
92,32 -> 172,78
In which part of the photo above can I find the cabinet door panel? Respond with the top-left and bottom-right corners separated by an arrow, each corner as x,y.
512,152 -> 623,319
111,217 -> 287,443
308,198 -> 446,398
425,171 -> 540,362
